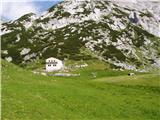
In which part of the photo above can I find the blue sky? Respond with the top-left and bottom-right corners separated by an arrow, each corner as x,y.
1,0 -> 63,21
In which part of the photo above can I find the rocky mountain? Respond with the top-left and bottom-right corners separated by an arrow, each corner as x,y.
1,0 -> 160,71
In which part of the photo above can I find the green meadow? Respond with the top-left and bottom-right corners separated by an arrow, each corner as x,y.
2,60 -> 160,120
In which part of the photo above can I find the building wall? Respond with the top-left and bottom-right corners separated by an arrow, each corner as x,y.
46,58 -> 63,72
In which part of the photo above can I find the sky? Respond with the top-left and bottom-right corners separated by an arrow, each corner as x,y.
0,0 -> 63,22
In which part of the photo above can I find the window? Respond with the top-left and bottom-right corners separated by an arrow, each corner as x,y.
48,64 -> 51,67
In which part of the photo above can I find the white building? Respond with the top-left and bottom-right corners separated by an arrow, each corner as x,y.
46,57 -> 64,72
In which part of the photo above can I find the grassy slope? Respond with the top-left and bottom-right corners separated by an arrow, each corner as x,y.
2,60 -> 160,120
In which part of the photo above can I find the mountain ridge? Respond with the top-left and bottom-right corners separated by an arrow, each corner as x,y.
1,0 -> 160,72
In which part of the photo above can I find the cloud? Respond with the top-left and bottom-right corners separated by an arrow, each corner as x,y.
0,0 -> 63,21
1,0 -> 39,21
1,0 -> 61,2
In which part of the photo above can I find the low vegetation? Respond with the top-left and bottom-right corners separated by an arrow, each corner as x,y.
2,60 -> 160,120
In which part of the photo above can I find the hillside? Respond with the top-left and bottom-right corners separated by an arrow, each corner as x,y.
2,60 -> 160,120
1,0 -> 160,71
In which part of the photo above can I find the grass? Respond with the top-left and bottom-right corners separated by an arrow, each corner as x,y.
2,60 -> 160,120
95,74 -> 160,87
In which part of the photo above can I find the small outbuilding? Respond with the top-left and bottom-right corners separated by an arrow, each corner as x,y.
46,57 -> 64,72
128,73 -> 135,76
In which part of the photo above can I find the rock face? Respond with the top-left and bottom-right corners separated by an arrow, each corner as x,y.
1,0 -> 160,71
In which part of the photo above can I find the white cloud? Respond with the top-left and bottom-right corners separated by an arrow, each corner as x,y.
0,0 -> 62,21
1,0 -> 60,2
1,0 -> 39,21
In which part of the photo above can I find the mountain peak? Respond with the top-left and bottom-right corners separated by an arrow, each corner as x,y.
1,1 -> 160,71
